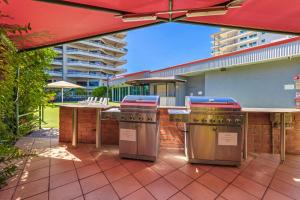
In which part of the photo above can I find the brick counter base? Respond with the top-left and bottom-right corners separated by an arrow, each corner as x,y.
59,106 -> 300,154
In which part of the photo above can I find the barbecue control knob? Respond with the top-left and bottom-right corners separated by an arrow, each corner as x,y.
227,119 -> 232,123
201,119 -> 207,123
210,119 -> 215,123
219,119 -> 224,123
193,118 -> 199,122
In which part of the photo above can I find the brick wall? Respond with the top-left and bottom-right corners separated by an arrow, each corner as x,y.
59,106 -> 300,154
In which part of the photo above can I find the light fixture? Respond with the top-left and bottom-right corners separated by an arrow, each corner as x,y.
186,9 -> 228,18
122,15 -> 157,22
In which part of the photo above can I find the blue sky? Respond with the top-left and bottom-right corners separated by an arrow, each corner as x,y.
123,22 -> 219,73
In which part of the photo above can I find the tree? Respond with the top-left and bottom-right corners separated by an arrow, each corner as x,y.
92,86 -> 111,98
0,0 -> 56,188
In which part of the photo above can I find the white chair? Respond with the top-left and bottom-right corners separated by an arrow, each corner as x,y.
98,97 -> 104,104
79,97 -> 91,104
102,98 -> 108,105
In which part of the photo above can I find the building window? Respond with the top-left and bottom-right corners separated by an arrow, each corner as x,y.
88,81 -> 99,87
240,44 -> 247,48
249,42 -> 257,47
240,36 -> 247,41
76,81 -> 87,87
249,34 -> 258,38
240,30 -> 246,34
262,32 -> 266,35
261,39 -> 266,43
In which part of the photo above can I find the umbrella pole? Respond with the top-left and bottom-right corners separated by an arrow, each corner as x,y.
61,88 -> 64,103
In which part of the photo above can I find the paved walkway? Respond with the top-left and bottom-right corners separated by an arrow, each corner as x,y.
0,129 -> 299,200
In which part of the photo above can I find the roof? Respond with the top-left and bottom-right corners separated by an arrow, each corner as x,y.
125,76 -> 186,85
112,36 -> 300,81
3,0 -> 300,50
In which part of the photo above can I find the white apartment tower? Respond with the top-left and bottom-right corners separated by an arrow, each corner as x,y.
47,33 -> 127,95
211,28 -> 292,56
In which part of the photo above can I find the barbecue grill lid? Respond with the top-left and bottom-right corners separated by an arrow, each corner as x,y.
121,95 -> 159,106
187,96 -> 241,109
189,97 -> 238,104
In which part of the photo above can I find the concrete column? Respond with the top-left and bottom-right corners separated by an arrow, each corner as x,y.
112,87 -> 114,101
118,87 -> 121,102
62,44 -> 68,81
128,86 -> 130,96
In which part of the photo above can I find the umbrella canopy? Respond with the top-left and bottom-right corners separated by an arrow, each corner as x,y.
47,81 -> 84,102
47,81 -> 84,89
1,0 -> 300,51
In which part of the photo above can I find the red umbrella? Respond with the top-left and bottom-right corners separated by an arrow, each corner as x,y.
1,0 -> 300,50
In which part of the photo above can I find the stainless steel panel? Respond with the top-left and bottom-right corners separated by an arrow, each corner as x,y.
187,125 -> 216,160
214,126 -> 242,162
119,122 -> 137,155
137,123 -> 159,158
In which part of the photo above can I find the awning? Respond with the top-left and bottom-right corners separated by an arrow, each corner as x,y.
2,0 -> 300,51
126,77 -> 186,85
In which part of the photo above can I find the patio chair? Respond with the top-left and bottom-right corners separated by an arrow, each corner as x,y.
89,97 -> 98,105
98,97 -> 104,104
102,98 -> 108,105
79,97 -> 91,104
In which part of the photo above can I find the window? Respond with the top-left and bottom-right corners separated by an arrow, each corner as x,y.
249,42 -> 257,47
88,81 -> 99,87
261,39 -> 266,43
262,32 -> 266,35
249,34 -> 257,38
240,30 -> 246,34
240,44 -> 247,48
240,36 -> 247,41
76,81 -> 87,87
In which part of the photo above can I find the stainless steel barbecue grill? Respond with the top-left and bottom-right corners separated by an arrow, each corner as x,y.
102,95 -> 160,161
169,96 -> 245,166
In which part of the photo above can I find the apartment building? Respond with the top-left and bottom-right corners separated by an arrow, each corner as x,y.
211,28 -> 292,56
47,32 -> 127,96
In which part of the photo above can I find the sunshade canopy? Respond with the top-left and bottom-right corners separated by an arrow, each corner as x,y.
47,81 -> 84,89
2,0 -> 300,51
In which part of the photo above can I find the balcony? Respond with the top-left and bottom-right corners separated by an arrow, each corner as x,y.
52,59 -> 63,65
102,35 -> 127,45
66,49 -> 127,63
45,70 -> 62,77
53,47 -> 63,54
67,71 -> 106,79
77,40 -> 127,54
66,60 -> 127,73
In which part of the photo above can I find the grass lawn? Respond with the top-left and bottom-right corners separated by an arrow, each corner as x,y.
42,101 -> 120,128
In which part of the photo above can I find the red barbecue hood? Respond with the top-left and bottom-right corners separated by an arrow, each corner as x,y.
2,0 -> 300,51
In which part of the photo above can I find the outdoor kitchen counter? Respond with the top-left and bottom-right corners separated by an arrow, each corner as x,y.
241,107 -> 300,162
59,104 -> 112,149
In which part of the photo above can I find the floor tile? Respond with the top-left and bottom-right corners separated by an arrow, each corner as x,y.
263,189 -> 293,200
25,192 -> 48,200
182,181 -> 217,200
164,170 -> 193,189
233,175 -> 267,198
168,192 -> 190,200
74,158 -> 96,169
0,187 -> 15,200
50,161 -> 75,176
221,185 -> 258,200
197,173 -> 228,194
19,167 -> 49,184
104,165 -> 130,182
123,188 -> 155,200
179,164 -> 206,179
77,163 -> 101,179
274,170 -> 300,188
146,178 -> 178,200
85,185 -> 119,200
13,177 -> 49,199
151,161 -> 175,176
210,167 -> 238,183
241,169 -> 273,187
49,181 -> 82,200
97,158 -> 120,171
73,196 -> 84,200
0,171 -> 21,191
111,175 -> 142,198
80,173 -> 109,194
270,178 -> 300,199
133,167 -> 160,186
123,160 -> 148,173
50,170 -> 78,189
25,158 -> 50,171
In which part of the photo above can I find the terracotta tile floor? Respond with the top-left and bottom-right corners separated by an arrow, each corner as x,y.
1,129 -> 300,200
